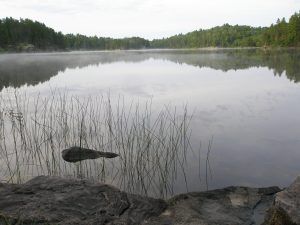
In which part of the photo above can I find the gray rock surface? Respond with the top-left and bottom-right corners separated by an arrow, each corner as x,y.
264,176 -> 300,225
143,186 -> 280,225
0,176 -> 287,225
0,176 -> 166,225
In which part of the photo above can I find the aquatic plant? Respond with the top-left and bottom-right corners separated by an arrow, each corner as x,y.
0,90 -> 202,198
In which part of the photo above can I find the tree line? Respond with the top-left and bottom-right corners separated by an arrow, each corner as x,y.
151,12 -> 300,48
0,18 -> 149,51
0,18 -> 65,51
0,12 -> 299,52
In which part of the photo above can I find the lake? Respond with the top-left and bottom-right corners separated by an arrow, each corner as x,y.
0,48 -> 299,198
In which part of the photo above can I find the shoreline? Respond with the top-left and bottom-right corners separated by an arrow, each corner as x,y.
1,46 -> 299,55
0,175 -> 299,225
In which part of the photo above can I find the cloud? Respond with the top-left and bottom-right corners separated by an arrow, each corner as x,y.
0,0 -> 97,14
0,0 -> 299,39
0,0 -> 163,14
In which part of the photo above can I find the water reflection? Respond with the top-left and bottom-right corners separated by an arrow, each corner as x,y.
0,49 -> 299,91
0,49 -> 299,196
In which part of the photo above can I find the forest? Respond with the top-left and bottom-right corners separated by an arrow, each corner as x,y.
0,12 -> 299,52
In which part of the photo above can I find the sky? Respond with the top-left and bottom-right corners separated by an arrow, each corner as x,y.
0,0 -> 299,39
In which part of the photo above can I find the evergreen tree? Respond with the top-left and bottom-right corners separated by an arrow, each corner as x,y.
0,12 -> 299,52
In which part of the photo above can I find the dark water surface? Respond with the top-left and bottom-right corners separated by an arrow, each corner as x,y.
0,49 -> 299,196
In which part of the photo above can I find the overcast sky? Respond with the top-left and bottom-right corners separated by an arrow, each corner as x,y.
0,0 -> 299,39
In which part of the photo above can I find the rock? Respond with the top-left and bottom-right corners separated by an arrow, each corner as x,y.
0,176 -> 166,225
143,186 -> 281,225
264,176 -> 300,225
0,176 -> 289,225
62,146 -> 119,163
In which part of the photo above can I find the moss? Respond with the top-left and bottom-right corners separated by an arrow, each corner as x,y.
264,206 -> 297,225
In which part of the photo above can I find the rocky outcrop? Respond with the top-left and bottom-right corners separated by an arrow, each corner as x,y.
264,176 -> 300,225
0,176 -> 166,225
143,186 -> 280,225
1,176 -> 299,225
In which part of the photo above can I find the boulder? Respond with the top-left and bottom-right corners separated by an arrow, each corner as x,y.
0,175 -> 292,225
143,186 -> 280,225
0,176 -> 166,225
264,176 -> 300,225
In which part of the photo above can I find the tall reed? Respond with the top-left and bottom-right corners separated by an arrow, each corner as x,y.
0,90 -> 200,198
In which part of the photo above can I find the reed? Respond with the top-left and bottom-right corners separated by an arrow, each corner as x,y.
0,90 -> 202,198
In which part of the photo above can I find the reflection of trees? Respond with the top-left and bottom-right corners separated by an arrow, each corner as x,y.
0,52 -> 155,91
0,58 -> 66,90
0,52 -> 147,90
152,49 -> 300,83
0,49 -> 299,91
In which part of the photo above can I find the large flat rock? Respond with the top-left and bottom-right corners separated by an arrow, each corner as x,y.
143,186 -> 280,225
0,176 -> 167,225
0,176 -> 286,225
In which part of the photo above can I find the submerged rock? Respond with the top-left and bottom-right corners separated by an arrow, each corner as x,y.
264,176 -> 300,225
62,146 -> 119,163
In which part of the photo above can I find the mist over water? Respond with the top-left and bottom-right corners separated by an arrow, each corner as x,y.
0,49 -> 299,197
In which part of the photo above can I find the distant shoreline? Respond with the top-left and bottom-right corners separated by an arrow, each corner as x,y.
1,46 -> 299,55
1,13 -> 299,53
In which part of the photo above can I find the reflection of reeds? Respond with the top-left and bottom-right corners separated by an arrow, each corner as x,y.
205,137 -> 213,190
0,90 -> 198,198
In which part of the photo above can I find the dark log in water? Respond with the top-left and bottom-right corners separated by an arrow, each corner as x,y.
62,146 -> 119,163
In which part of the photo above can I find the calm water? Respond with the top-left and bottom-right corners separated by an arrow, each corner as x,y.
0,49 -> 299,196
